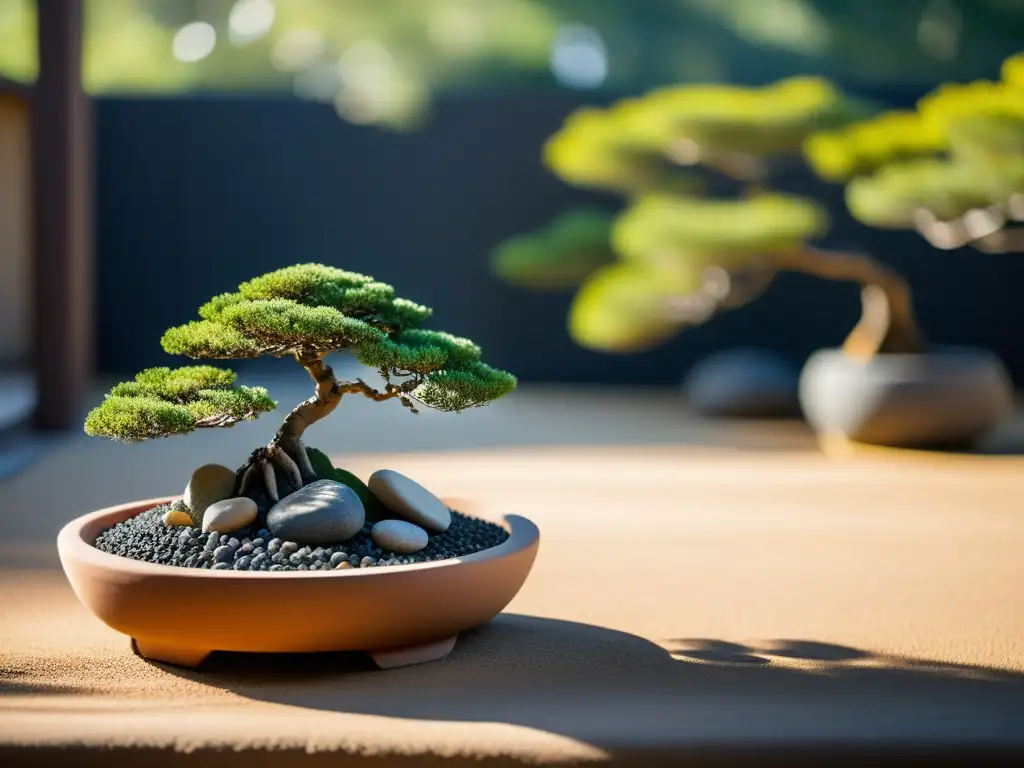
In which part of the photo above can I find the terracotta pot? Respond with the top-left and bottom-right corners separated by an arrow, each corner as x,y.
58,497 -> 540,669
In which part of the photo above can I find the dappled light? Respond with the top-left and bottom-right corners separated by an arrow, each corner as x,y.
3,1 -> 1024,129
5,2 -> 1024,764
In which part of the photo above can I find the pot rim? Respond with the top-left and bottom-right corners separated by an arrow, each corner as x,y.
57,496 -> 539,580
806,344 -> 1003,362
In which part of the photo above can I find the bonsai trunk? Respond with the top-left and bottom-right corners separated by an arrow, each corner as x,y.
776,247 -> 927,361
237,352 -> 414,503
269,354 -> 343,481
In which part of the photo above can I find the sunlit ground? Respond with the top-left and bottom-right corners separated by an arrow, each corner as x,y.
3,370 -> 1024,761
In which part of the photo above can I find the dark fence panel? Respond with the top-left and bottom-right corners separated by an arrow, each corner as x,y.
95,91 -> 1024,385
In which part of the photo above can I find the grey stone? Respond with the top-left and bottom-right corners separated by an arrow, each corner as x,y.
329,552 -> 346,568
368,470 -> 451,532
202,497 -> 258,534
213,545 -> 234,563
266,480 -> 365,545
371,519 -> 429,554
683,348 -> 800,419
799,346 -> 1014,448
184,464 -> 238,526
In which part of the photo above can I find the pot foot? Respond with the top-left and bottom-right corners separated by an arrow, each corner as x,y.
133,638 -> 211,668
369,635 -> 457,669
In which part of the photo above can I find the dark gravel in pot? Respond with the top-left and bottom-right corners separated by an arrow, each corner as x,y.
92,504 -> 510,571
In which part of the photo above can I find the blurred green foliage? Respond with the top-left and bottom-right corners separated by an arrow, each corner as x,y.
495,44 -> 1024,354
491,208 -> 616,290
805,53 -> 1024,245
5,0 -> 1024,129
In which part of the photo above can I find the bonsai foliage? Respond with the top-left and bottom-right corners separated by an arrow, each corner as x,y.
85,366 -> 275,442
491,207 -> 617,290
492,76 -> 923,360
86,264 -> 516,501
805,52 -> 1024,253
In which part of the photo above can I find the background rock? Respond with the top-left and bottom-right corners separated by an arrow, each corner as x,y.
683,348 -> 801,419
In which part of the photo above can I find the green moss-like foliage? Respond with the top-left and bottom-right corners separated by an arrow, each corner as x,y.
412,360 -> 518,411
627,76 -> 868,159
162,264 -> 515,413
543,107 -> 704,195
304,447 -> 387,519
162,265 -> 430,358
846,158 -> 1024,227
568,262 -> 704,353
804,110 -> 947,182
613,193 -> 828,263
84,366 -> 276,442
544,76 -> 867,196
804,64 -> 1024,187
491,208 -> 616,290
946,114 -> 1024,166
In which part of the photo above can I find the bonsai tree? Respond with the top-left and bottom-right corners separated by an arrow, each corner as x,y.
491,76 -> 923,361
85,264 -> 517,504
805,52 -> 1024,254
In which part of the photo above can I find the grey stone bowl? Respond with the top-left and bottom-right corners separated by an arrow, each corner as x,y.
798,347 -> 1014,449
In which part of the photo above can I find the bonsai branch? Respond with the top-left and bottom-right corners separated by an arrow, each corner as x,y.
776,246 -> 927,360
239,354 -> 425,502
913,204 -> 1024,254
194,413 -> 250,429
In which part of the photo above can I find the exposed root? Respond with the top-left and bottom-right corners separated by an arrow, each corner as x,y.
238,461 -> 260,497
295,439 -> 317,482
263,460 -> 280,502
236,439 -> 320,517
270,445 -> 302,489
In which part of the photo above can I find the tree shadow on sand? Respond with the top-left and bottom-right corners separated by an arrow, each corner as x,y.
147,614 -> 1024,764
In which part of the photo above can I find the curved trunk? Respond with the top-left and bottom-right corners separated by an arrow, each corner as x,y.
776,247 -> 927,361
265,355 -> 342,482
275,354 -> 340,434
263,354 -> 413,485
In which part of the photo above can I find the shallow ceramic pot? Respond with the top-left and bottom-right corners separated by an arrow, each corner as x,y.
58,497 -> 540,669
799,346 -> 1014,449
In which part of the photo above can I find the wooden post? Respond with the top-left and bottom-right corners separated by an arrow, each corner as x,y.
32,0 -> 92,430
